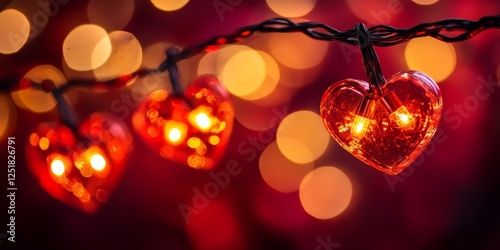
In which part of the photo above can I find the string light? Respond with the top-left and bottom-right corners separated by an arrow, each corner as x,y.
0,15 -> 498,191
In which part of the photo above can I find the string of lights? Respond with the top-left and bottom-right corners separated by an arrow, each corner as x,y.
1,15 -> 499,93
2,15 -> 500,213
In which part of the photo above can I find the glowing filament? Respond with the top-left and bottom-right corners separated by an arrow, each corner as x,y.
79,146 -> 109,174
350,115 -> 373,140
195,113 -> 211,129
189,106 -> 213,132
51,159 -> 66,176
90,154 -> 107,171
389,106 -> 416,130
164,120 -> 187,145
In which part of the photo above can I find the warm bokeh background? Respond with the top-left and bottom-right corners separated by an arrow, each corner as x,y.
1,0 -> 500,249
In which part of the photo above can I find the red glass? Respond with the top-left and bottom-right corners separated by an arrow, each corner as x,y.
25,113 -> 133,213
133,75 -> 234,170
320,71 -> 443,175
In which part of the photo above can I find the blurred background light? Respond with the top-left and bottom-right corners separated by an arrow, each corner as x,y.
412,0 -> 439,5
276,110 -> 330,164
0,9 -> 29,54
268,32 -> 329,70
405,37 -> 457,83
93,30 -> 143,81
63,24 -> 112,71
299,166 -> 353,219
11,65 -> 66,113
151,0 -> 189,12
259,141 -> 314,193
221,48 -> 266,97
266,0 -> 317,18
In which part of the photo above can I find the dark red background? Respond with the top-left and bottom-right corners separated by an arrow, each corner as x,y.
1,0 -> 500,249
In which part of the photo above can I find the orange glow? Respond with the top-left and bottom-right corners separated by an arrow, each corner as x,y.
266,0 -> 317,17
350,115 -> 374,140
0,9 -> 30,54
389,106 -> 416,130
208,135 -> 220,145
164,120 -> 187,145
412,0 -> 439,5
47,153 -> 72,178
240,51 -> 280,101
188,154 -> 206,169
63,24 -> 111,71
151,0 -> 189,11
78,146 -> 110,176
188,106 -> 214,132
259,142 -> 314,193
276,111 -> 330,164
93,31 -> 142,81
299,166 -> 353,219
39,137 -> 50,150
221,48 -> 266,97
405,37 -> 456,82
268,32 -> 328,70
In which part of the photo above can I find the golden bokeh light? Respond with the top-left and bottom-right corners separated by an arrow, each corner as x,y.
221,48 -> 266,97
276,110 -> 330,164
198,45 -> 248,76
11,65 -> 66,113
0,94 -> 17,139
87,0 -> 135,31
405,37 -> 456,82
259,141 -> 314,193
412,0 -> 439,5
299,166 -> 353,219
63,24 -> 112,71
268,32 -> 328,69
266,0 -> 316,18
151,0 -> 189,11
93,31 -> 142,80
0,9 -> 30,54
240,51 -> 280,101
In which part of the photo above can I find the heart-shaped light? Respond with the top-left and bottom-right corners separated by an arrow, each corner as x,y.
320,70 -> 443,175
25,113 -> 133,213
132,75 -> 234,170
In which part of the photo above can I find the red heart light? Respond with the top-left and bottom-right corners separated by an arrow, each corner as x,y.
132,75 -> 234,170
320,71 -> 443,175
25,113 -> 133,213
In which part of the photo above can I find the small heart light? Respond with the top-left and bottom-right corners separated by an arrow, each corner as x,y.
25,113 -> 133,213
132,75 -> 234,170
320,23 -> 443,175
320,71 -> 443,175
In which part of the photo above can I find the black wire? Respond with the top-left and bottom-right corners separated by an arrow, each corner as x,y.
1,15 -> 499,92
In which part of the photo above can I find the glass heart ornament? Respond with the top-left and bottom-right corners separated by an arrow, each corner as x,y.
320,71 -> 443,175
25,113 -> 133,213
132,75 -> 234,170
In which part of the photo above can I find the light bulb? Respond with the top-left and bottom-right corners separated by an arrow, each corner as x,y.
381,91 -> 416,130
350,97 -> 377,140
164,120 -> 187,145
50,159 -> 66,176
389,105 -> 416,130
188,105 -> 214,132
350,115 -> 374,140
90,153 -> 106,171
